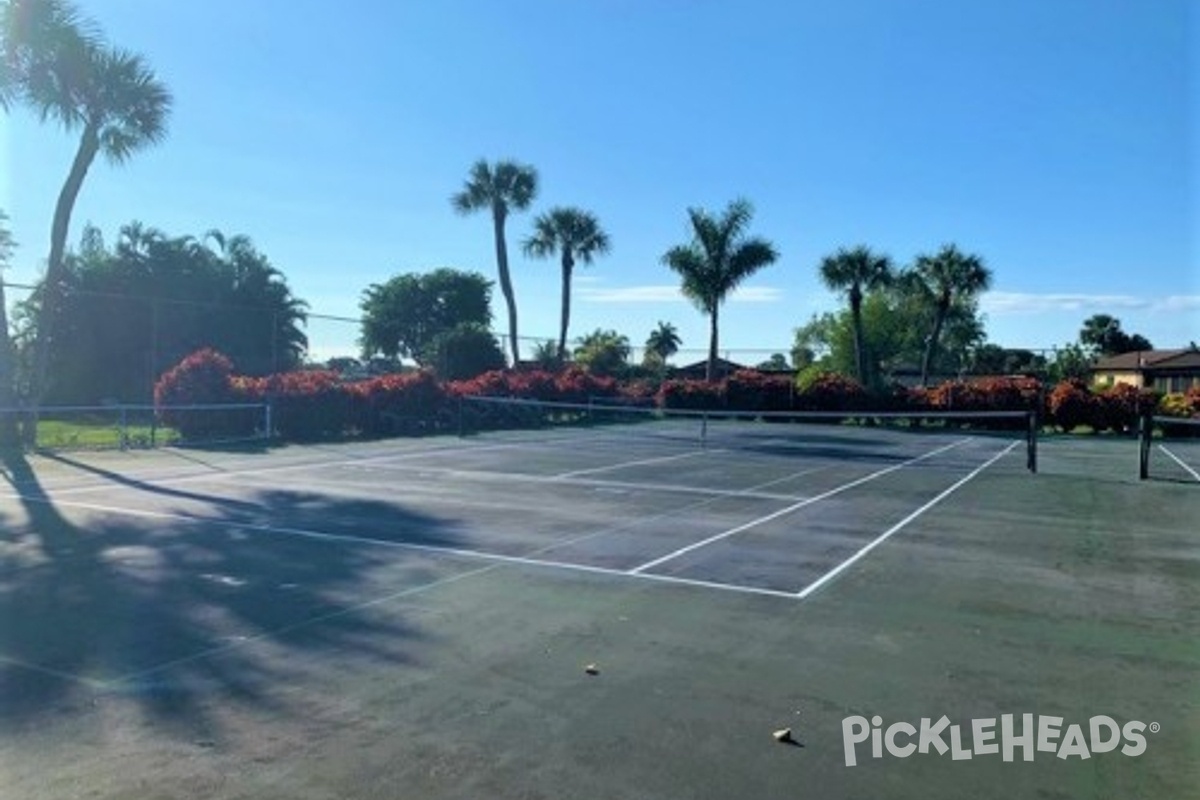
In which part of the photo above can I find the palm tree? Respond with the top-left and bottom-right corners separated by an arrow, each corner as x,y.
4,0 -> 171,428
818,245 -> 894,385
451,159 -> 538,365
644,321 -> 681,365
523,206 -> 610,360
908,244 -> 992,386
661,199 -> 778,381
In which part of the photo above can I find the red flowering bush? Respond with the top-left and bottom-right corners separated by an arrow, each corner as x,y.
154,349 -> 253,439
657,380 -> 725,410
1048,380 -> 1095,432
794,372 -> 868,411
724,370 -> 794,412
1092,383 -> 1156,434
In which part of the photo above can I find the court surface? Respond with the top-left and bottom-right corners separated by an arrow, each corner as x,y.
0,424 -> 1196,799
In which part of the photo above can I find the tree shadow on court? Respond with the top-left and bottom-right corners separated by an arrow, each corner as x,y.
0,450 -> 470,739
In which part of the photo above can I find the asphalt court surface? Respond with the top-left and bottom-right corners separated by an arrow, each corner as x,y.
0,426 -> 1024,598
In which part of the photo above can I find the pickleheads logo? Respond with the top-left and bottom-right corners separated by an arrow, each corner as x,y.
842,714 -> 1157,767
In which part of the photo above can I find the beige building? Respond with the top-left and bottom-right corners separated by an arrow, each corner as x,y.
1092,349 -> 1200,394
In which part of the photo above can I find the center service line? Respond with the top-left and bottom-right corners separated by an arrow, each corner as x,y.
628,437 -> 975,574
794,440 -> 1018,599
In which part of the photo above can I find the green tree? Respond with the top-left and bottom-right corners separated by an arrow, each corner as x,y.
24,223 -> 308,403
818,245 -> 894,385
793,287 -> 986,383
451,159 -> 538,365
2,0 -> 171,431
1046,343 -> 1092,383
425,323 -> 506,381
530,339 -> 564,370
360,268 -> 493,364
661,199 -> 779,381
574,329 -> 631,376
1079,314 -> 1153,357
523,206 -> 610,360
757,353 -> 791,371
906,244 -> 993,386
644,320 -> 682,366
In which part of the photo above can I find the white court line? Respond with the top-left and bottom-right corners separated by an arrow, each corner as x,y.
553,448 -> 718,479
629,437 -> 975,574
520,463 -> 832,560
0,655 -> 110,689
33,433 -> 625,498
795,440 -> 1018,600
234,461 -> 808,503
0,491 -> 799,600
1158,445 -> 1200,482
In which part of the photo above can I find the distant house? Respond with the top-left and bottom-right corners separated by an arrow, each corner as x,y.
672,357 -> 749,380
1092,349 -> 1200,394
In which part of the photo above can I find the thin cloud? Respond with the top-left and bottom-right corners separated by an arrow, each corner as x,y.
579,284 -> 782,304
981,292 -> 1200,314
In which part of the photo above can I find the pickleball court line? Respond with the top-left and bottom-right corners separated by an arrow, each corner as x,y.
0,490 -> 801,600
31,428 -> 672,499
793,440 -> 1018,599
629,436 -> 976,573
1158,444 -> 1200,482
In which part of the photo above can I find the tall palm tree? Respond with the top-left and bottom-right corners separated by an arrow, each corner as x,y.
818,245 -> 894,385
523,206 -> 610,360
451,159 -> 538,365
4,0 -> 171,427
661,199 -> 778,381
908,244 -> 992,386
644,321 -> 681,364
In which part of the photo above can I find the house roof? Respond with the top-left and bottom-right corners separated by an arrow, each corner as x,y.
1093,349 -> 1200,371
674,357 -> 748,372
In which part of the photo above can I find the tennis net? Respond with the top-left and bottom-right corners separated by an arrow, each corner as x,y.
1139,415 -> 1200,482
458,395 -> 1039,472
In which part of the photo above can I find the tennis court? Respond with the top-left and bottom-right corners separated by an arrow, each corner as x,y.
0,411 -> 1196,799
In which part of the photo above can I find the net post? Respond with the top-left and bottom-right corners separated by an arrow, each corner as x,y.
119,405 -> 128,451
456,395 -> 464,438
264,401 -> 274,443
1138,410 -> 1152,480
700,411 -> 708,448
1026,409 -> 1038,473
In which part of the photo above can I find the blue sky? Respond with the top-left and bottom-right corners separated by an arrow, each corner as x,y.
2,0 -> 1195,364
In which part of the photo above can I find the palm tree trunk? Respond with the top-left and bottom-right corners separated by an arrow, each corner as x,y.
557,255 -> 573,362
920,303 -> 949,388
25,124 -> 100,445
707,304 -> 719,382
850,294 -> 865,385
491,209 -> 519,367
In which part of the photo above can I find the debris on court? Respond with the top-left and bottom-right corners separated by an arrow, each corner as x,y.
584,663 -> 600,675
773,728 -> 793,743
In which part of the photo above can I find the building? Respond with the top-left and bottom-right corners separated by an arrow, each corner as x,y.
672,357 -> 750,380
1092,348 -> 1200,394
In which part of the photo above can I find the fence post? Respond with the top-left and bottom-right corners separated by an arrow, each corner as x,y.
1027,410 -> 1038,473
119,405 -> 128,451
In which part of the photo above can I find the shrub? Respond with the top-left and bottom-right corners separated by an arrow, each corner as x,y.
657,379 -> 725,410
724,370 -> 793,412
1047,379 -> 1094,432
425,324 -> 506,381
154,349 -> 252,439
794,372 -> 867,411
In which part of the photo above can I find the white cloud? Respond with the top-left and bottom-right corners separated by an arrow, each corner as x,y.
981,292 -> 1200,315
579,284 -> 782,304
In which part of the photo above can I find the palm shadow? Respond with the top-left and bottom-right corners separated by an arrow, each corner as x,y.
0,449 -> 467,739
